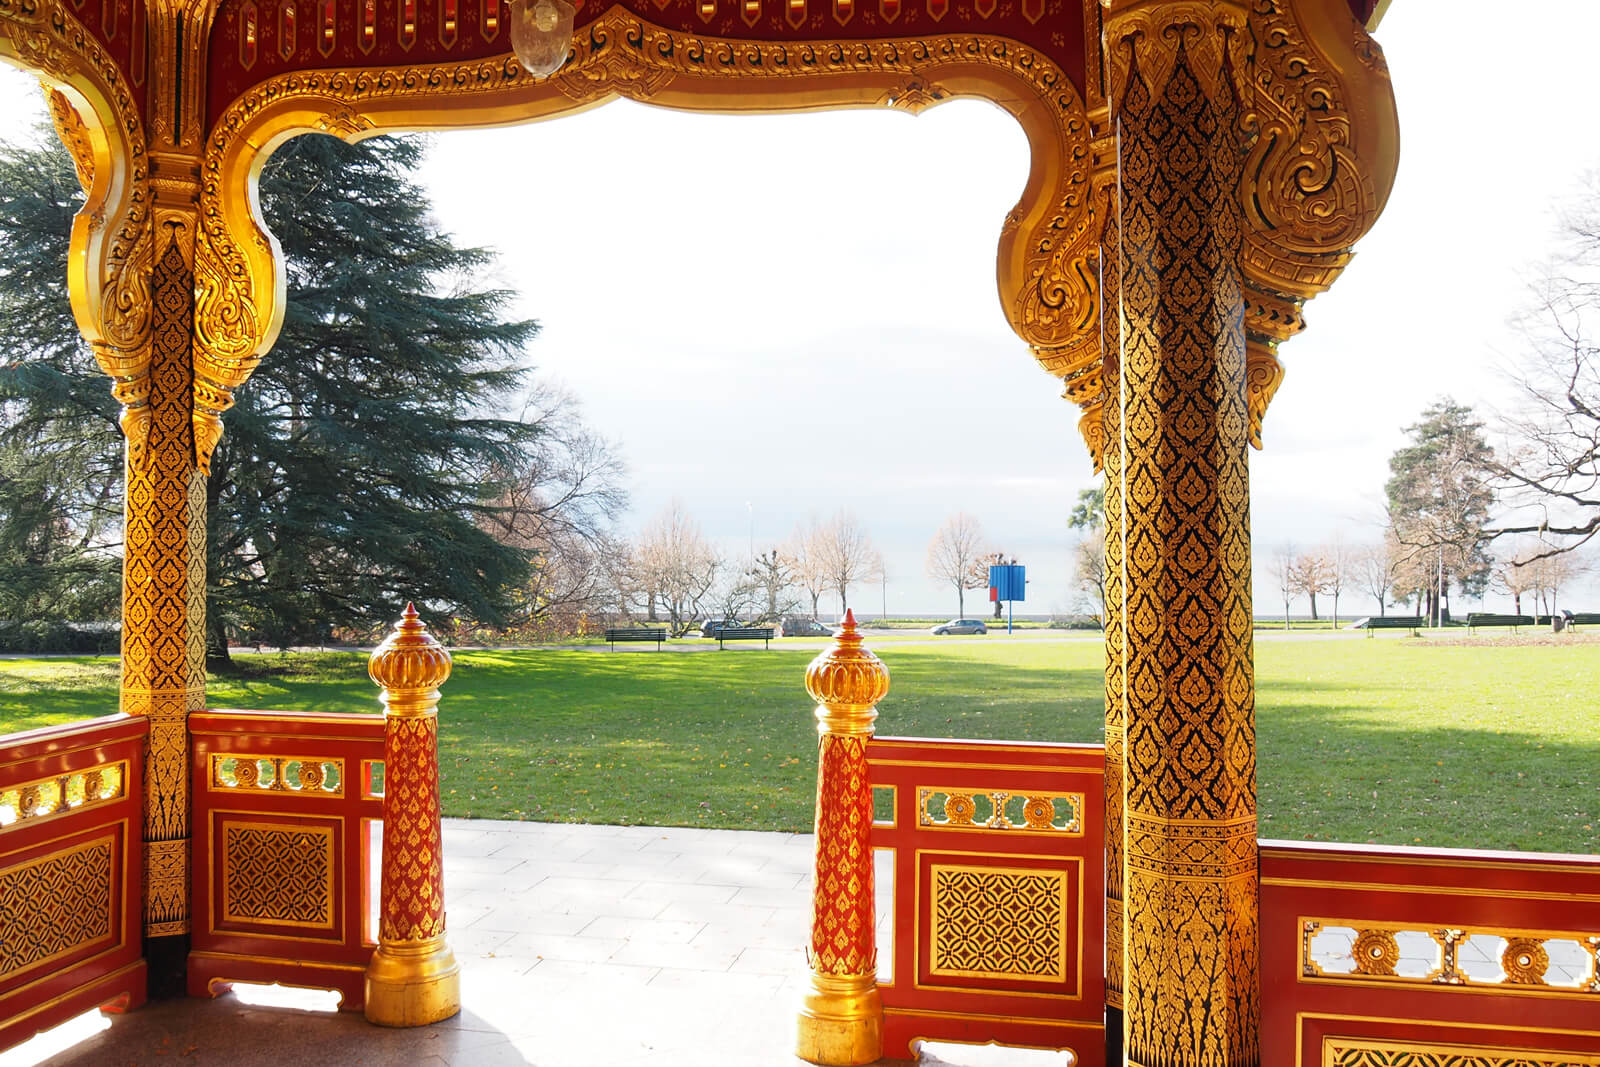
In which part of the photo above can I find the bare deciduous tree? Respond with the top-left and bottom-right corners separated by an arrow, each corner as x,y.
925,513 -> 991,618
787,519 -> 830,621
1353,540 -> 1398,617
815,511 -> 878,616
1291,550 -> 1333,621
1267,544 -> 1297,630
1490,171 -> 1600,559
745,548 -> 800,623
633,501 -> 721,636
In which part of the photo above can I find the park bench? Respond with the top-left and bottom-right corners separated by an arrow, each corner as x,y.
1351,615 -> 1425,637
605,627 -> 666,650
1535,612 -> 1599,630
1466,613 -> 1535,634
716,626 -> 775,650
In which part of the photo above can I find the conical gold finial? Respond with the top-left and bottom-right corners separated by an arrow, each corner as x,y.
368,603 -> 453,707
804,609 -> 889,736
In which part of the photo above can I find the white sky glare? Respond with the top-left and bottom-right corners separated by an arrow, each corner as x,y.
3,0 -> 1598,616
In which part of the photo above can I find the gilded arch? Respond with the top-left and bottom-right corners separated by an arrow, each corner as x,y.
0,0 -> 154,450
194,9 -> 1100,470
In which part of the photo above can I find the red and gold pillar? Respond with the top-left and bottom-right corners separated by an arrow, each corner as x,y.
1103,2 -> 1258,1063
365,605 -> 460,1027
796,609 -> 889,1066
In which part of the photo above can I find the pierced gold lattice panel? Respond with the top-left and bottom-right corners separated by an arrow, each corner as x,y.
928,864 -> 1069,982
220,822 -> 335,929
0,837 -> 116,979
1322,1037 -> 1600,1067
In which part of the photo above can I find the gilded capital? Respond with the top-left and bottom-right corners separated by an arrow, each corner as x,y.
805,611 -> 889,737
369,604 -> 453,714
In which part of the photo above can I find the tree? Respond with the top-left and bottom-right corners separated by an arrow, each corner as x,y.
1354,541 -> 1399,617
925,512 -> 990,618
1290,550 -> 1332,621
1490,540 -> 1544,616
787,519 -> 830,621
815,511 -> 877,616
1489,170 -> 1600,558
0,123 -> 123,632
1067,487 -> 1106,625
0,132 -> 624,661
1323,538 -> 1349,628
632,501 -> 720,636
1267,544 -> 1297,630
745,548 -> 799,622
1384,398 -> 1496,625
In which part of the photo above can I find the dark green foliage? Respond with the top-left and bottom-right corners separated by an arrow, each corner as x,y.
207,134 -> 541,656
0,127 -> 123,633
0,130 -> 554,655
1384,398 -> 1496,610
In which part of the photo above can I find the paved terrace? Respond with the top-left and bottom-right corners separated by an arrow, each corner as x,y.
4,820 -> 1073,1067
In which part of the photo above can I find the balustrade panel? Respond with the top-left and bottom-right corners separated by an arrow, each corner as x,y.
1261,840 -> 1600,1065
0,714 -> 147,1053
188,709 -> 385,1009
866,736 -> 1105,1065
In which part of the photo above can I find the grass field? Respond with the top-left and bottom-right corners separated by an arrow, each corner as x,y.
2,633 -> 1596,854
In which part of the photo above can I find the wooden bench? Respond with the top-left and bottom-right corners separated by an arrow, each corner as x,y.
605,627 -> 666,650
1351,615 -> 1425,637
716,626 -> 775,649
1466,613 -> 1534,633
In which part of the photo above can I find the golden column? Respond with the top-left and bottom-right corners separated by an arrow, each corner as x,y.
1102,1 -> 1258,1063
796,609 -> 889,1066
366,605 -> 461,1027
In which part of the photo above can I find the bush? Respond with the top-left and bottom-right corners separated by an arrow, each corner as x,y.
0,620 -> 120,653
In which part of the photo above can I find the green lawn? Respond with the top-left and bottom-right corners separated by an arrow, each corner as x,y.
2,634 -> 1595,854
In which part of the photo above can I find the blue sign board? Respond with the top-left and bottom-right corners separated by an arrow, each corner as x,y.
988,564 -> 1026,602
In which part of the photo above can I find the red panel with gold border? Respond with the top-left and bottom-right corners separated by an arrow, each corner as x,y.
187,709 -> 386,1010
1260,840 -> 1600,1066
0,715 -> 148,1056
866,736 -> 1105,1064
204,0 -> 1090,126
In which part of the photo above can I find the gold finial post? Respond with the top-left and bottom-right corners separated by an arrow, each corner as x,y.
796,609 -> 889,1066
364,604 -> 460,1027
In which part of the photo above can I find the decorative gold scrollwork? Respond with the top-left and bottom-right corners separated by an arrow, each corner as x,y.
1350,928 -> 1399,976
917,786 -> 1083,834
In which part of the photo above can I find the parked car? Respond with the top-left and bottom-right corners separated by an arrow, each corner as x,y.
699,619 -> 742,637
779,617 -> 835,637
931,618 -> 988,635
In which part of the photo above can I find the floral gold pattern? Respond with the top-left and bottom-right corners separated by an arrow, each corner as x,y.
220,822 -> 335,927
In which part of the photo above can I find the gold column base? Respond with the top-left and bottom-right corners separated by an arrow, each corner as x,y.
364,937 -> 460,1027
796,971 -> 882,1066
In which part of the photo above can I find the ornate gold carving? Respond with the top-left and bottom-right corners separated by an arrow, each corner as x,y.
799,611 -> 884,1065
0,837 -> 116,980
220,822 -> 336,927
210,755 -> 344,795
1303,919 -> 1600,994
144,837 -> 190,936
0,761 -> 128,828
1103,4 -> 1260,1060
1322,1039 -> 1600,1067
805,610 -> 889,737
1502,937 -> 1551,985
928,865 -> 1068,982
199,7 -> 1094,427
366,606 -> 460,1027
1350,927 -> 1399,976
915,787 -> 1083,834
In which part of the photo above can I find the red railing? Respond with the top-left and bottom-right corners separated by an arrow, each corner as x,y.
0,714 -> 147,1053
1261,840 -> 1600,1063
188,709 -> 385,1010
866,736 -> 1106,1064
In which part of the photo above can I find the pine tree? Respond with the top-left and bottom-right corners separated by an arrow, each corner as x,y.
1383,397 -> 1496,622
0,131 -> 559,660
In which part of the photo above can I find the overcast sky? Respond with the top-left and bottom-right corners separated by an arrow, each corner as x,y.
3,0 -> 1598,617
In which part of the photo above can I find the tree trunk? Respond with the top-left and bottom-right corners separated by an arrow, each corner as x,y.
1513,591 -> 1522,615
993,599 -> 1003,620
1308,594 -> 1319,621
205,613 -> 233,672
957,586 -> 964,618
1283,601 -> 1290,631
1332,594 -> 1339,629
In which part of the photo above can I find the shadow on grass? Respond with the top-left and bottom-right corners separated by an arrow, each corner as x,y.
1257,678 -> 1600,854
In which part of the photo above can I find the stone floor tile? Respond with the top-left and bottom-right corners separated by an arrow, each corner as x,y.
728,945 -> 806,975
624,880 -> 741,905
579,915 -> 705,943
500,931 -> 627,963
607,939 -> 742,972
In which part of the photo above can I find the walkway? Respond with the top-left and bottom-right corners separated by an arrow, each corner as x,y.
5,820 -> 1071,1067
